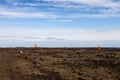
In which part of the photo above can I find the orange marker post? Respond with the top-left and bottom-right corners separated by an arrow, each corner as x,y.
96,46 -> 102,51
34,44 -> 37,48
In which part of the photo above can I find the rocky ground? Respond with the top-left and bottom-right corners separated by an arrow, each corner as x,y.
0,48 -> 120,80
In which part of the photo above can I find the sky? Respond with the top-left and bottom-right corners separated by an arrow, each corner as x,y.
0,0 -> 120,47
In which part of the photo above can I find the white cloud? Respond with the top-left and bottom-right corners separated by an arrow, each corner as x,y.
0,5 -> 57,18
20,2 -> 82,9
69,13 -> 120,18
0,11 -> 57,18
51,19 -> 73,22
0,27 -> 120,41
0,0 -> 120,18
6,0 -> 119,8
43,0 -> 120,16
44,0 -> 120,7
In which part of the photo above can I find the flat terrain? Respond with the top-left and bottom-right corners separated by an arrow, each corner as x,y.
0,52 -> 3,60
0,48 -> 120,80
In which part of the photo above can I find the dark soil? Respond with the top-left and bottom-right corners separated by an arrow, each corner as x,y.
0,52 -> 3,60
0,48 -> 120,80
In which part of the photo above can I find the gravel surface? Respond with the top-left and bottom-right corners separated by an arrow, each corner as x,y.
0,48 -> 120,80
0,52 -> 3,60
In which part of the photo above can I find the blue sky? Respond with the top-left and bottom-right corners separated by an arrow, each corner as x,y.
0,0 -> 120,47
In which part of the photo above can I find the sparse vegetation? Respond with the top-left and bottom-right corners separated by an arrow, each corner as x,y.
0,48 -> 120,80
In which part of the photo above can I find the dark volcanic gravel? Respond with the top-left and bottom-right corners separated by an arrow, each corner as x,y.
0,48 -> 120,80
0,52 -> 3,60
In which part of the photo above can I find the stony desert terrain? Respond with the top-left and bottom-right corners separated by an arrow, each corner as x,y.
0,48 -> 120,80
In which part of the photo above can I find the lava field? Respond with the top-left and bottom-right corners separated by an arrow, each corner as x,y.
0,48 -> 120,80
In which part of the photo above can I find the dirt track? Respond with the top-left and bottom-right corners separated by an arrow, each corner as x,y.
0,48 -> 120,80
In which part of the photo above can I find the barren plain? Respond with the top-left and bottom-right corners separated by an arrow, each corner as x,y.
0,48 -> 120,80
